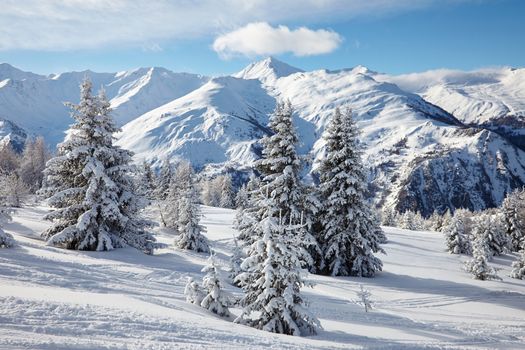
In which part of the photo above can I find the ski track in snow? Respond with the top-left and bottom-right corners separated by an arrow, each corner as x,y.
1,205 -> 524,349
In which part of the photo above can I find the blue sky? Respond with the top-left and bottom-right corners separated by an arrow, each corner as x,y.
1,0 -> 523,76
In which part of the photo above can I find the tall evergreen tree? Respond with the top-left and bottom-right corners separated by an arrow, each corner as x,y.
443,209 -> 471,254
235,101 -> 319,335
175,164 -> 209,253
136,161 -> 156,200
510,249 -> 525,280
219,174 -> 235,209
0,205 -> 14,248
155,159 -> 172,201
201,252 -> 232,317
235,213 -> 320,335
465,222 -> 501,281
317,107 -> 384,277
501,189 -> 525,252
39,79 -> 157,254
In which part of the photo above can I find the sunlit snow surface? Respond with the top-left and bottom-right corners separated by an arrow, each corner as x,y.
1,204 -> 524,349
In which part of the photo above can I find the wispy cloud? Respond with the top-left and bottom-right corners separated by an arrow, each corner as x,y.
213,22 -> 342,58
0,0 -> 465,51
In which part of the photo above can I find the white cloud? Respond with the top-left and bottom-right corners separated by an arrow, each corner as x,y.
212,22 -> 342,58
0,0 -> 468,51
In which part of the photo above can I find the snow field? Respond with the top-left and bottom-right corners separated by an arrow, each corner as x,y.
1,205 -> 524,349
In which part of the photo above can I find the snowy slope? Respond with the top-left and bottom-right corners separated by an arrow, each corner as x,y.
375,68 -> 525,147
1,205 -> 524,349
1,59 -> 525,213
0,64 -> 208,146
117,58 -> 525,214
117,76 -> 276,169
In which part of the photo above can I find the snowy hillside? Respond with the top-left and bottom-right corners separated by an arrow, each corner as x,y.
1,59 -> 525,214
375,68 -> 525,147
117,58 -> 525,215
0,63 -> 208,145
1,205 -> 524,349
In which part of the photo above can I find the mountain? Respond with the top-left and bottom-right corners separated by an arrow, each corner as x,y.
0,64 -> 208,146
1,59 -> 524,215
375,67 -> 525,148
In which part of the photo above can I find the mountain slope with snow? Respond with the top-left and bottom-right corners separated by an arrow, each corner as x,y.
1,205 -> 524,349
117,58 -> 525,215
375,67 -> 525,147
0,64 -> 208,146
1,59 -> 524,214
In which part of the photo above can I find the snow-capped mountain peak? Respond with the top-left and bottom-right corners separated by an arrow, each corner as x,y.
234,56 -> 303,84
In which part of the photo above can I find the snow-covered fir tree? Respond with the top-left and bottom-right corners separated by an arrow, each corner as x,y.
201,252 -> 231,317
136,161 -> 156,200
432,209 -> 452,232
219,174 -> 235,209
443,209 -> 471,254
175,164 -> 209,253
398,210 -> 424,231
0,204 -> 14,248
229,235 -> 244,286
235,214 -> 320,335
465,222 -> 501,281
0,173 -> 28,207
475,213 -> 509,256
39,79 -> 157,254
380,206 -> 397,227
510,249 -> 525,280
184,277 -> 205,305
234,101 -> 319,335
163,161 -> 194,229
154,159 -> 172,201
234,183 -> 249,210
501,189 -> 525,252
317,107 -> 384,277
250,101 -> 317,269
235,175 -> 260,246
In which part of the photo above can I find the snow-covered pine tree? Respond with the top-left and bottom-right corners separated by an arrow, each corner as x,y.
501,189 -> 525,252
235,175 -> 261,246
439,209 -> 453,232
154,159 -> 172,201
252,101 -> 317,268
0,204 -> 14,248
136,161 -> 156,200
465,221 -> 501,281
380,206 -> 397,227
317,107 -> 384,277
0,173 -> 28,207
229,235 -> 244,286
164,161 -> 194,229
443,209 -> 471,254
510,249 -> 525,279
184,277 -> 205,305
235,213 -> 320,335
175,163 -> 209,253
39,79 -> 157,254
234,183 -> 248,210
201,252 -> 231,317
219,174 -> 235,209
477,213 -> 509,256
